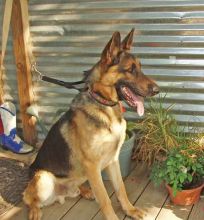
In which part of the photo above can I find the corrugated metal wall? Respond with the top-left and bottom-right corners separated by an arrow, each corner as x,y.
29,0 -> 204,135
1,0 -> 204,140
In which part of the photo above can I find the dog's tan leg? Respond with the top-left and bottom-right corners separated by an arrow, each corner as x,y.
84,163 -> 119,220
106,160 -> 143,220
23,178 -> 42,220
28,205 -> 42,220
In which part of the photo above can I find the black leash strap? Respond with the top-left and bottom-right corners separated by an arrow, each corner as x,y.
32,64 -> 87,91
41,75 -> 85,91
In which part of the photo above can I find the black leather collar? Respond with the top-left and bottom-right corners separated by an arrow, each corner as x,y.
89,90 -> 118,107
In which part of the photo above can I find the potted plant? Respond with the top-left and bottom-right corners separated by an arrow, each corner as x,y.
150,144 -> 204,205
132,95 -> 189,165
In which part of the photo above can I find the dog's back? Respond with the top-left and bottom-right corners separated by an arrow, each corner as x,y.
30,111 -> 73,177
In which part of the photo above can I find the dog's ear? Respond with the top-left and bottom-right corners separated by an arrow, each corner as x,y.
100,31 -> 121,72
121,28 -> 135,51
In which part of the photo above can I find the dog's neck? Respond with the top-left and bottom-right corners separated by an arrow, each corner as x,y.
88,90 -> 118,107
87,90 -> 126,114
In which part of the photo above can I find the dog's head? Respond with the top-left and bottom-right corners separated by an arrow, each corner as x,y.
85,29 -> 159,116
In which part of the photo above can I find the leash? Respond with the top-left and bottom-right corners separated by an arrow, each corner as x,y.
32,64 -> 87,92
32,65 -> 127,111
32,64 -> 127,112
18,1 -> 86,92
19,2 -> 86,92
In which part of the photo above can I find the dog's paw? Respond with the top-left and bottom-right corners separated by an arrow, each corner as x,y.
68,187 -> 81,198
79,185 -> 95,200
126,207 -> 144,220
29,207 -> 42,220
58,196 -> 65,205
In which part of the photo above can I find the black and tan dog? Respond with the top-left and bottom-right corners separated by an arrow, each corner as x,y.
23,29 -> 159,220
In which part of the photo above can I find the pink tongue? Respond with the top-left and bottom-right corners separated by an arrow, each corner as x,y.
134,97 -> 144,116
121,87 -> 144,117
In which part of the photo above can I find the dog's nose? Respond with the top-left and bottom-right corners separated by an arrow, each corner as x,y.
149,84 -> 159,96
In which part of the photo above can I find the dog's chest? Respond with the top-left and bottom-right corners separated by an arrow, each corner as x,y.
109,120 -> 126,141
92,118 -> 126,166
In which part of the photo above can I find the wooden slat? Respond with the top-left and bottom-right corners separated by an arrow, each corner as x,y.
3,180 -> 112,220
42,197 -> 80,220
0,53 -> 4,104
124,182 -> 168,220
156,197 -> 193,220
92,163 -> 150,220
0,76 -> 4,104
1,205 -> 22,220
188,199 -> 204,220
0,148 -> 36,165
61,182 -> 113,220
3,164 -> 203,220
11,0 -> 36,144
7,202 -> 28,220
6,198 -> 81,220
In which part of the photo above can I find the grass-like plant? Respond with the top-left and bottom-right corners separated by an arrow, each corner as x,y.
132,95 -> 202,165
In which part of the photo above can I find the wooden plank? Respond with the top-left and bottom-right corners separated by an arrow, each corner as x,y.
11,0 -> 36,144
93,163 -> 150,220
156,197 -> 192,220
2,197 -> 81,220
124,182 -> 168,220
61,181 -> 113,220
42,197 -> 80,220
0,78 -> 4,104
0,148 -> 37,165
1,204 -> 22,220
188,198 -> 204,220
3,183 -> 111,220
6,202 -> 29,220
0,53 -> 4,104
5,164 -> 196,220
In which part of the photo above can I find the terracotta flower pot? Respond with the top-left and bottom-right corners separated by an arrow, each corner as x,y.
166,183 -> 204,206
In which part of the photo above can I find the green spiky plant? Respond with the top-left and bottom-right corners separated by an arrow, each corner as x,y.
132,95 -> 202,165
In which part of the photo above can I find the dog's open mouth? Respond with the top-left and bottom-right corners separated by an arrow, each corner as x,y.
120,86 -> 144,116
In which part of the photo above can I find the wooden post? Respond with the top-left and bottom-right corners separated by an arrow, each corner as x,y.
11,0 -> 36,144
0,54 -> 4,104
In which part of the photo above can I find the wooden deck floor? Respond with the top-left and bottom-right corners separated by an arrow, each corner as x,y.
1,162 -> 204,220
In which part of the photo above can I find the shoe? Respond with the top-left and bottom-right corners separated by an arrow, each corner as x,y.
0,102 -> 34,154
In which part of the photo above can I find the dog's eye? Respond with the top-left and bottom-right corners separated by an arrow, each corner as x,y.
128,64 -> 137,75
112,57 -> 120,65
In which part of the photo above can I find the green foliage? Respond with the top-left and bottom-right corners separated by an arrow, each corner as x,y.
126,121 -> 138,132
150,144 -> 204,196
125,121 -> 138,140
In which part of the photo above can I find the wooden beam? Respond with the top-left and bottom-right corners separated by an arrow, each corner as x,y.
11,0 -> 36,144
0,54 -> 4,104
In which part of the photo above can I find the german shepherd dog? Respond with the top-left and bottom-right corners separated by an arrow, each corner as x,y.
23,29 -> 159,220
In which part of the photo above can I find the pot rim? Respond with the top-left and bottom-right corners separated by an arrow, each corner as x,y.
165,182 -> 204,192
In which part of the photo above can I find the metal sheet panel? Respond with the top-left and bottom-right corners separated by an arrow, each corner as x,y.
1,0 -> 203,139
26,0 -> 204,135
